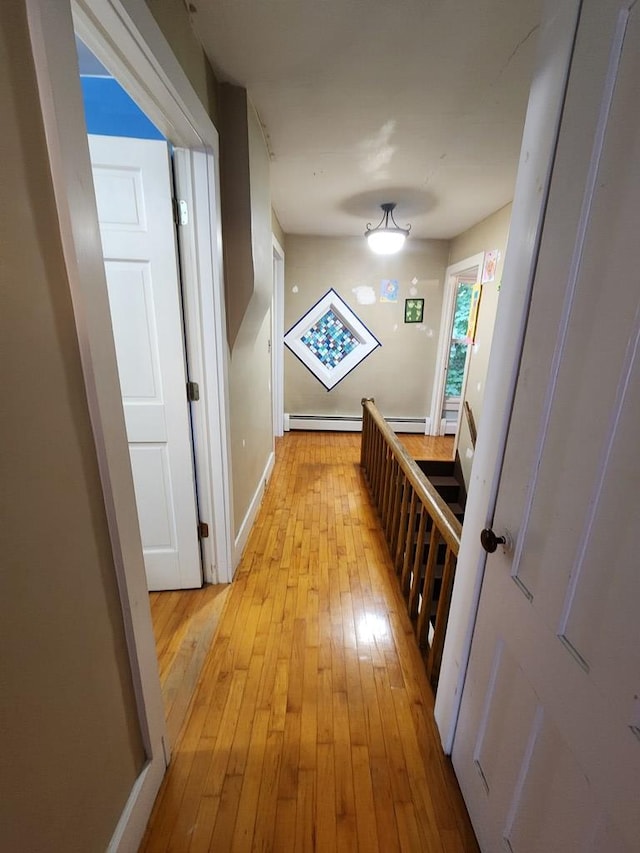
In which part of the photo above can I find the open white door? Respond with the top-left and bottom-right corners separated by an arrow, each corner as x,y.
89,134 -> 202,591
453,1 -> 640,850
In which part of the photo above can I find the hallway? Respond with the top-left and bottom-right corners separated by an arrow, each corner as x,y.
141,432 -> 478,851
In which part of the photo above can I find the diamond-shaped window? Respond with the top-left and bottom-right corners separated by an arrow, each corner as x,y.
284,289 -> 381,390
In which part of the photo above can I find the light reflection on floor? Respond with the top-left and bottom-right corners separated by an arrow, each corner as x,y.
356,611 -> 390,645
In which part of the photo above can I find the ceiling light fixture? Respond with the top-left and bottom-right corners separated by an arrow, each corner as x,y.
365,203 -> 411,255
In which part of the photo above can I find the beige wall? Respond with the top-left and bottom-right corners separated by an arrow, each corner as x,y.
284,236 -> 449,420
227,100 -> 274,533
144,0 -> 219,126
142,1 -> 274,541
1,5 -> 144,849
448,204 -> 512,485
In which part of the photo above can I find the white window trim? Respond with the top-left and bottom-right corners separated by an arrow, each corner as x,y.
428,253 -> 484,435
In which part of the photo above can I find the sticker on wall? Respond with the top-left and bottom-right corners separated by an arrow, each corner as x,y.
284,288 -> 381,391
404,298 -> 424,323
482,249 -> 500,283
380,279 -> 399,303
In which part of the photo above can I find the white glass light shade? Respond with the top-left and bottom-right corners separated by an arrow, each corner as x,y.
365,203 -> 411,254
366,229 -> 407,255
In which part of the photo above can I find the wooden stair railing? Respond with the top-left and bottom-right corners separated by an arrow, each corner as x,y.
360,398 -> 462,688
464,400 -> 477,448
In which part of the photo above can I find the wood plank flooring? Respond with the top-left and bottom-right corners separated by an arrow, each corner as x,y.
150,584 -> 230,747
141,431 -> 477,852
397,433 -> 454,461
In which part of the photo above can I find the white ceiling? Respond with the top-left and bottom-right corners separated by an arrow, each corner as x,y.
189,0 -> 542,240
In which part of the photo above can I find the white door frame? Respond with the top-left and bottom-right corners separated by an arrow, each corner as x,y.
271,235 -> 285,440
429,253 -> 485,436
72,7 -> 235,586
434,0 -> 582,751
173,149 -> 234,584
25,0 -> 233,848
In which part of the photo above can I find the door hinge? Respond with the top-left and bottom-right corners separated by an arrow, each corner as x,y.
198,521 -> 209,539
172,198 -> 189,226
187,380 -> 200,401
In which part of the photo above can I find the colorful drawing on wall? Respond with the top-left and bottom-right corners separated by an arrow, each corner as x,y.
482,249 -> 499,283
404,298 -> 424,323
465,283 -> 482,343
284,288 -> 381,390
380,279 -> 399,303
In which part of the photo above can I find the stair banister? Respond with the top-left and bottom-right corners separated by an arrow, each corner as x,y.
360,398 -> 462,687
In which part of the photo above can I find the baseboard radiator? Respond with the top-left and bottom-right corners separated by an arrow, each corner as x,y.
285,414 -> 428,434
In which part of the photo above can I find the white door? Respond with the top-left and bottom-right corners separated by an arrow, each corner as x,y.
453,2 -> 640,851
89,135 -> 202,591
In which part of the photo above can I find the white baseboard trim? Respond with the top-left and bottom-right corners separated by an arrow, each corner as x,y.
108,754 -> 165,853
285,414 -> 428,434
233,450 -> 276,569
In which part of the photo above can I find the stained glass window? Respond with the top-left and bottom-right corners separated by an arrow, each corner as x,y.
284,289 -> 381,390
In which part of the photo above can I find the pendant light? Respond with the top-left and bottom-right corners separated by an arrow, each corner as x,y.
364,203 -> 411,255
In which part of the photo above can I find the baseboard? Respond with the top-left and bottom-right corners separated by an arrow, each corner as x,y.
108,753 -> 165,852
233,450 -> 276,569
286,414 -> 429,434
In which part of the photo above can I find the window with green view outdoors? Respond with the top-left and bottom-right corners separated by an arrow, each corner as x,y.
445,281 -> 474,398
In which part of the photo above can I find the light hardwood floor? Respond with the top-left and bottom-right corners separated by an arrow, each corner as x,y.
150,584 -> 230,747
141,431 -> 477,852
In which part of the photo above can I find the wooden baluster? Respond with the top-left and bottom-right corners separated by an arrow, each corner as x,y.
369,425 -> 377,493
427,546 -> 457,685
385,460 -> 399,536
408,508 -> 428,619
393,474 -> 410,572
372,428 -> 383,499
388,467 -> 402,545
381,449 -> 392,522
417,526 -> 441,648
400,490 -> 418,594
360,402 -> 369,469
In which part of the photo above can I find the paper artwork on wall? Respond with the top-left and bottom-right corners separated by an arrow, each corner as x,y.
352,285 -> 377,305
284,288 -> 381,390
482,249 -> 499,283
380,279 -> 399,302
465,283 -> 482,343
404,298 -> 424,323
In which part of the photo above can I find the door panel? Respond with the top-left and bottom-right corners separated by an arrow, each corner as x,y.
453,2 -> 640,850
89,135 -> 202,590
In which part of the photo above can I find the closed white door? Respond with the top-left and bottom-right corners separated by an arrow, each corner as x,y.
453,2 -> 640,850
89,135 -> 202,591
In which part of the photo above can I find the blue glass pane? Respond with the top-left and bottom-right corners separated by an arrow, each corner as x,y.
301,310 -> 359,370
